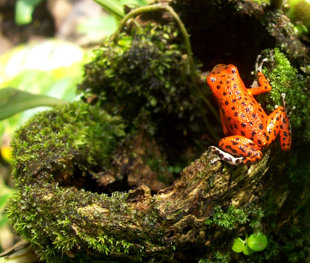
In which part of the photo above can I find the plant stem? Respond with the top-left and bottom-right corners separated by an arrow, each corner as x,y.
112,3 -> 194,80
270,0 -> 283,9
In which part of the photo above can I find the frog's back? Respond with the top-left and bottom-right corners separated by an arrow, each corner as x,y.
207,64 -> 269,146
223,93 -> 268,144
207,64 -> 247,101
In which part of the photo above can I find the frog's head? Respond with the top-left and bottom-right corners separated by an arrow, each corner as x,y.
206,64 -> 238,97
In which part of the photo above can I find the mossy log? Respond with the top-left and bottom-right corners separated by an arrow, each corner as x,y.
8,102 -> 294,262
8,103 -> 272,262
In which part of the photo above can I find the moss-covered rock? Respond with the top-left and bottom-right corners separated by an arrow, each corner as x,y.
11,101 -> 125,188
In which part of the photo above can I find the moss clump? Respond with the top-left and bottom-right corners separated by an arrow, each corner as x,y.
78,22 -> 211,164
200,205 -> 265,262
7,102 -> 171,262
198,251 -> 231,263
257,48 -> 310,185
205,205 -> 264,231
11,101 -> 125,187
78,23 -> 201,123
260,48 -> 310,142
7,102 -> 159,262
205,206 -> 250,231
7,184 -> 137,262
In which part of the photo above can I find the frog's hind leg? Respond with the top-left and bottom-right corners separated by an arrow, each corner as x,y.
219,135 -> 263,164
266,106 -> 291,151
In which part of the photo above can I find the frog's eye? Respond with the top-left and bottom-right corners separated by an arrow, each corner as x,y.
210,77 -> 216,82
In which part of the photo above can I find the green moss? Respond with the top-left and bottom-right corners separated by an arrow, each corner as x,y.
251,0 -> 270,5
198,251 -> 231,263
7,184 -> 138,262
6,102 -> 145,261
11,101 -> 125,186
78,22 -> 212,162
202,204 -> 309,262
78,23 -> 201,123
202,205 -> 265,262
205,205 -> 264,231
258,48 -> 310,184
261,48 -> 310,142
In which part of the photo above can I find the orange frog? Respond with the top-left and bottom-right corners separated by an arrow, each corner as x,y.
207,64 -> 291,165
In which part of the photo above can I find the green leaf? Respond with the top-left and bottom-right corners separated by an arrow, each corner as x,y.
232,237 -> 245,253
120,0 -> 148,7
77,15 -> 118,37
0,40 -> 84,86
0,88 -> 67,121
93,0 -> 125,20
247,232 -> 268,252
0,40 -> 84,140
15,0 -> 45,25
243,245 -> 255,255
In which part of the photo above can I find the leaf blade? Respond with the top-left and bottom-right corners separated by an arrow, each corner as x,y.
0,88 -> 67,121
93,0 -> 125,19
247,232 -> 268,252
232,237 -> 245,253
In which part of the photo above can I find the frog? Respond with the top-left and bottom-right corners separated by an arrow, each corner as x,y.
207,64 -> 291,165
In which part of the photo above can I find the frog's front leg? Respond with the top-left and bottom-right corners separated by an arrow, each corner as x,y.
265,106 -> 291,151
219,135 -> 263,164
248,72 -> 271,96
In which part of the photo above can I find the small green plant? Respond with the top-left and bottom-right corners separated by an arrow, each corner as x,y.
232,232 -> 268,255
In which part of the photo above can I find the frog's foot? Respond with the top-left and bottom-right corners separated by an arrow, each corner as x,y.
219,136 -> 263,164
209,146 -> 243,165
